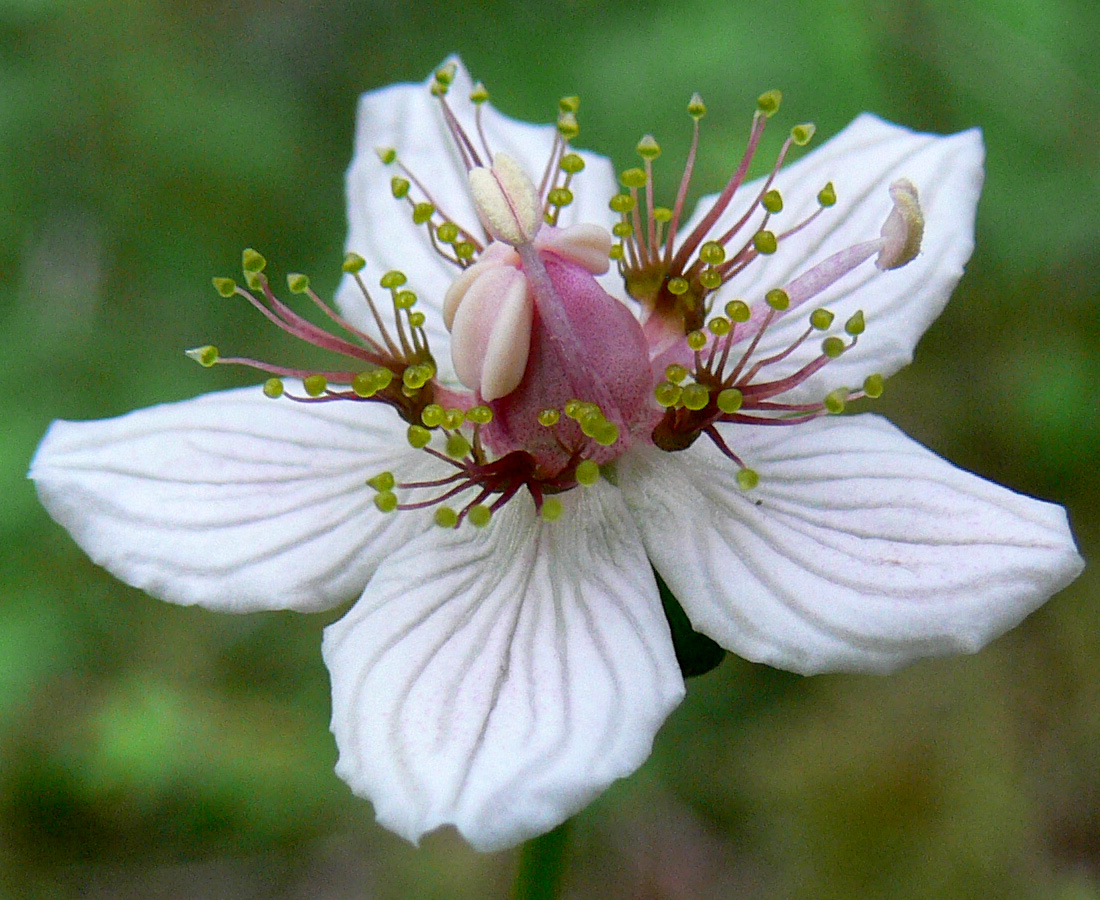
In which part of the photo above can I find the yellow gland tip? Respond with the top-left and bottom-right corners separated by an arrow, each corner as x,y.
699,240 -> 726,265
366,471 -> 395,492
263,377 -> 284,399
863,373 -> 885,399
435,506 -> 459,528
822,336 -> 845,358
619,167 -> 647,189
725,299 -> 751,322
765,288 -> 790,311
467,405 -> 493,425
421,403 -> 444,427
538,408 -> 561,427
687,330 -> 707,351
687,91 -> 707,119
374,491 -> 398,513
468,505 -> 492,528
845,310 -> 866,335
442,407 -> 465,430
446,433 -> 471,459
681,382 -> 710,411
375,146 -> 397,164
407,425 -> 431,448
757,89 -> 782,116
810,308 -> 834,330
708,316 -> 731,336
540,497 -> 564,521
753,230 -> 778,255
242,248 -> 266,273
186,345 -> 219,368
825,387 -> 849,414
559,153 -> 585,174
287,273 -> 309,293
762,189 -> 784,213
212,277 -> 237,297
636,134 -> 661,160
791,123 -> 816,146
654,381 -> 682,408
717,388 -> 743,413
342,252 -> 366,273
818,182 -> 837,207
303,374 -> 327,397
575,459 -> 600,486
668,277 -> 690,295
737,468 -> 760,490
391,176 -> 410,199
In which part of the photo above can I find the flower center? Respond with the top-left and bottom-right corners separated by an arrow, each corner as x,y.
187,62 -> 926,525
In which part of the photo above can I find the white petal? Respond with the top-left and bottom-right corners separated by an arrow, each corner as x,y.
323,482 -> 683,851
29,387 -> 445,613
688,114 -> 983,402
619,415 -> 1083,675
337,57 -> 618,378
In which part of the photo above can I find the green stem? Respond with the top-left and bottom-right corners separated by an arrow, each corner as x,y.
511,819 -> 572,900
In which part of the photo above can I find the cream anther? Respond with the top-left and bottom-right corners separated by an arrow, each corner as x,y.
876,178 -> 924,270
468,153 -> 542,247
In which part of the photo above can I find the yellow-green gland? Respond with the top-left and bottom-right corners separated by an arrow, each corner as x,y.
757,89 -> 782,116
446,433 -> 471,459
421,403 -> 444,427
540,497 -> 564,521
761,189 -> 784,214
791,123 -> 816,146
766,288 -> 790,311
466,405 -> 493,425
708,316 -> 731,336
434,506 -> 459,528
575,459 -> 600,486
737,468 -> 760,490
687,330 -> 707,351
212,277 -> 237,297
665,363 -> 689,384
716,388 -> 743,414
845,310 -> 866,336
242,248 -> 266,273
538,408 -> 561,427
619,167 -> 647,189
655,382 -> 682,408
407,425 -> 432,449
366,471 -> 395,492
390,177 -> 411,199
681,383 -> 710,411
380,270 -> 407,289
810,308 -> 835,330
863,373 -> 885,399
725,300 -> 751,322
753,231 -> 778,255
342,252 -> 367,274
442,408 -> 465,430
263,377 -> 284,399
822,336 -> 845,358
303,374 -> 327,397
374,491 -> 398,513
699,241 -> 726,265
668,277 -> 690,296
817,182 -> 837,207
825,388 -> 849,414
560,152 -> 585,174
468,505 -> 492,528
186,345 -> 219,368
287,273 -> 310,294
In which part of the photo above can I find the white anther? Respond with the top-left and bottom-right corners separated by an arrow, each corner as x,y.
876,178 -> 924,270
449,264 -> 533,401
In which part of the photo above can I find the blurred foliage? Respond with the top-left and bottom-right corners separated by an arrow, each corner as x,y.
2,0 -> 1098,897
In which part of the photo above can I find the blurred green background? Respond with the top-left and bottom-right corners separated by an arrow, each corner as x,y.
2,0 -> 1098,897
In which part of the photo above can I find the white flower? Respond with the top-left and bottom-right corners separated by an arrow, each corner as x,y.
29,58 -> 1083,852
